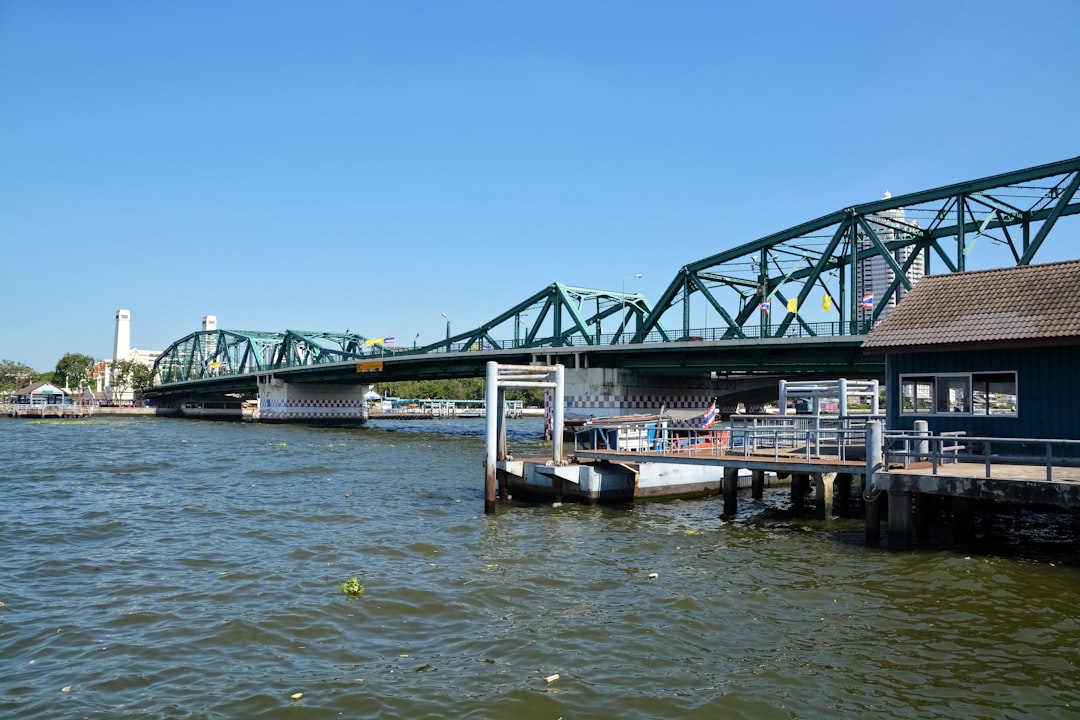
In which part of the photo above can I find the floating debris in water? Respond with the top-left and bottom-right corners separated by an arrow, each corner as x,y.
544,673 -> 560,684
337,577 -> 364,596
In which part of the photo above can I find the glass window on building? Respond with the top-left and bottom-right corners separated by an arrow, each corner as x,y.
900,371 -> 1016,417
900,376 -> 935,414
972,372 -> 1018,416
936,375 -> 970,414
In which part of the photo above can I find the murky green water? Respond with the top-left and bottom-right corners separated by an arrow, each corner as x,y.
2,416 -> 1078,718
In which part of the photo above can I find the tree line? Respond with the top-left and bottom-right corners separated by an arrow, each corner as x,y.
0,353 -> 152,397
375,378 -> 544,406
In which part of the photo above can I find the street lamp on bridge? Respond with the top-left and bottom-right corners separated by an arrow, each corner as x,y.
441,313 -> 450,348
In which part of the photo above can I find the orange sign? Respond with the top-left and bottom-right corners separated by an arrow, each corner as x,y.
357,361 -> 383,373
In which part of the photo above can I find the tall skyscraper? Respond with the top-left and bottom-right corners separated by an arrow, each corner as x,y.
857,192 -> 925,324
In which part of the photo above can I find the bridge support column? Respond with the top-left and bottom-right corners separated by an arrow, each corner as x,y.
814,472 -> 836,520
256,375 -> 369,424
560,367 -> 761,419
751,469 -> 765,500
722,467 -> 739,517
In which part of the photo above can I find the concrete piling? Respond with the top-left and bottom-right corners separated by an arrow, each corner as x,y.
723,467 -> 739,517
751,469 -> 765,500
815,472 -> 836,520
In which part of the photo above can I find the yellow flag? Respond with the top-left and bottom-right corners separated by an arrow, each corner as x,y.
786,298 -> 798,313
822,294 -> 833,312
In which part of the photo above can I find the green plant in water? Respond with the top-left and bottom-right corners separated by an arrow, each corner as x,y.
337,577 -> 364,597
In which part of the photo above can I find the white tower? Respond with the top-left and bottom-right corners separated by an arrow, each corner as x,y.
202,315 -> 218,332
113,309 -> 132,361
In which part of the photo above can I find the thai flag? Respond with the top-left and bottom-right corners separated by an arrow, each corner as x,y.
703,400 -> 717,429
384,336 -> 396,345
759,300 -> 770,314
860,293 -> 874,309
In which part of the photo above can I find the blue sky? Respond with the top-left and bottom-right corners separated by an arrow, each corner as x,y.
2,0 -> 1078,372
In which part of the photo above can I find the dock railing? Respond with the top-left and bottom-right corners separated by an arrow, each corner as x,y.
883,431 -> 1080,482
575,414 -> 881,462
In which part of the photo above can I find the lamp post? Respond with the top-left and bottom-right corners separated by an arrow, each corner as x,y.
621,273 -> 642,342
514,313 -> 529,348
441,313 -> 450,349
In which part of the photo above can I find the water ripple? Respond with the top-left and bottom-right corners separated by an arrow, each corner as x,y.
3,417 -> 1080,719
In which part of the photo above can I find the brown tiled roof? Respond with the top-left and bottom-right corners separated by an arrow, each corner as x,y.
861,259 -> 1080,353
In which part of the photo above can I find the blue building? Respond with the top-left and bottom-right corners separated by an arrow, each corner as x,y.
861,259 -> 1080,443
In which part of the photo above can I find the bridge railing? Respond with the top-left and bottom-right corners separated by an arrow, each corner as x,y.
400,319 -> 871,356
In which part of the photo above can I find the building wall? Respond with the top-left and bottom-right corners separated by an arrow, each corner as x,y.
885,345 -> 1080,440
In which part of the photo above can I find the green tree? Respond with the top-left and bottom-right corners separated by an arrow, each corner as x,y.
0,359 -> 37,394
53,353 -> 95,390
378,378 -> 485,400
108,359 -> 153,400
377,378 -> 541,405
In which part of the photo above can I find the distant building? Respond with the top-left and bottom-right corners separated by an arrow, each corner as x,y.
103,308 -> 162,404
10,381 -> 70,406
857,192 -> 925,325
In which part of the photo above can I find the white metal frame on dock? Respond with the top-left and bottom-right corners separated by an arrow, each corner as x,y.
485,362 -> 564,513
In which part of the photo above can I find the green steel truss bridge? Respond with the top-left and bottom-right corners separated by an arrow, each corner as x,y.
150,155 -> 1080,390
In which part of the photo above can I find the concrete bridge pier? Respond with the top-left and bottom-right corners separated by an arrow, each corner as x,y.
255,375 -> 369,423
560,367 -> 774,419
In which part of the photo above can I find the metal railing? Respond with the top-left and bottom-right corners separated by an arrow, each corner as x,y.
884,431 -> 1080,482
574,415 -> 881,463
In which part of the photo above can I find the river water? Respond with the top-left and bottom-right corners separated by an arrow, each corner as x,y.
2,416 -> 1078,719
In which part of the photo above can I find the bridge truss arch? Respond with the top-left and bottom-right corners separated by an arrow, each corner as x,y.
151,329 -> 374,385
415,281 -> 667,355
634,155 -> 1080,342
